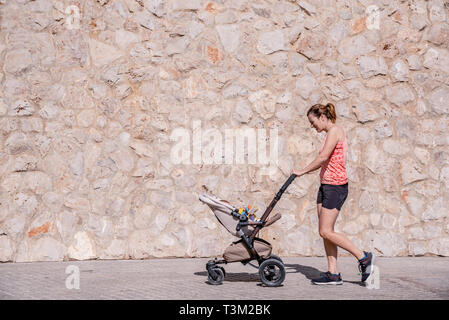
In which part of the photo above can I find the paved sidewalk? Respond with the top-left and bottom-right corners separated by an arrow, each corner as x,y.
0,257 -> 448,300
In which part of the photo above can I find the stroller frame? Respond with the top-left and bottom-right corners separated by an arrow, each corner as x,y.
204,174 -> 297,286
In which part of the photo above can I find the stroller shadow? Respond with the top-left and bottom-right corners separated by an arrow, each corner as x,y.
284,263 -> 322,280
194,271 -> 260,284
194,263 -> 325,285
195,264 -> 365,287
284,263 -> 325,280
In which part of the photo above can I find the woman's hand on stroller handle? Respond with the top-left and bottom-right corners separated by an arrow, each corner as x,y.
291,170 -> 303,178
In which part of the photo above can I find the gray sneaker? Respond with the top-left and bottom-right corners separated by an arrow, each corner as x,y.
358,251 -> 375,282
311,272 -> 343,285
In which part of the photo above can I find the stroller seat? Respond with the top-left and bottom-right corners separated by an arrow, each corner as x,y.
199,193 -> 256,237
199,194 -> 282,237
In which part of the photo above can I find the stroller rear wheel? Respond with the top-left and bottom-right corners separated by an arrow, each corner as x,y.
269,254 -> 283,264
259,258 -> 285,287
207,267 -> 225,285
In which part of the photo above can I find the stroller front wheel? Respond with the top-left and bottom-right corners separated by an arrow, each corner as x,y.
259,258 -> 285,287
207,267 -> 225,285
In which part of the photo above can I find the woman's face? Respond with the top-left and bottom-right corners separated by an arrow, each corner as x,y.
308,114 -> 325,132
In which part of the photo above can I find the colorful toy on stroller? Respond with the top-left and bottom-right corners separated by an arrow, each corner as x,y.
199,174 -> 297,287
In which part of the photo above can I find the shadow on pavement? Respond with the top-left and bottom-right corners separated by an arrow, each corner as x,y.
194,271 -> 260,283
284,263 -> 322,280
194,264 -> 365,286
284,263 -> 365,287
194,263 -> 325,284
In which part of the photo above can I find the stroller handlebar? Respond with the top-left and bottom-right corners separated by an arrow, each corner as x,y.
275,174 -> 297,200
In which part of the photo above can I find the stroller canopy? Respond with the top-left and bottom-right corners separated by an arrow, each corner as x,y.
199,194 -> 255,237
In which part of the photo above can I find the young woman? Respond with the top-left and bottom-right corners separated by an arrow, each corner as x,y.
292,103 -> 374,285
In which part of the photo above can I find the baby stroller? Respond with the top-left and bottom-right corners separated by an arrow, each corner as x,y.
199,174 -> 297,287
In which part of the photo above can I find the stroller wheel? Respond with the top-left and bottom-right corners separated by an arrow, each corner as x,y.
269,254 -> 283,264
259,258 -> 285,287
219,266 -> 226,277
207,267 -> 225,285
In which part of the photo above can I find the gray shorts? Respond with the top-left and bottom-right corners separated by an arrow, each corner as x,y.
317,183 -> 348,211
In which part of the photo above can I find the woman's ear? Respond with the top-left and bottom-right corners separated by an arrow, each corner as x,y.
319,114 -> 326,122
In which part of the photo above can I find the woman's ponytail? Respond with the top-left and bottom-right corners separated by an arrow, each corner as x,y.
325,103 -> 337,123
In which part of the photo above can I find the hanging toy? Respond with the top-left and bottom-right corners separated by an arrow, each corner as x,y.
237,205 -> 259,222
247,205 -> 260,222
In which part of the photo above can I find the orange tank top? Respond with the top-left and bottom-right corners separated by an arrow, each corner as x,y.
319,133 -> 348,185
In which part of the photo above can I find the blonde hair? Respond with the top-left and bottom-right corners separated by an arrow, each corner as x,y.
307,103 -> 337,123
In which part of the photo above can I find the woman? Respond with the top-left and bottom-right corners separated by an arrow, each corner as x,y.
292,103 -> 374,285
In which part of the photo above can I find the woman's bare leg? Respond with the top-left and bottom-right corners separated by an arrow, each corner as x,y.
318,204 -> 339,274
318,207 -> 365,260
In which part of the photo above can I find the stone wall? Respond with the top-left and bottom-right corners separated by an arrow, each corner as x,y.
0,0 -> 448,262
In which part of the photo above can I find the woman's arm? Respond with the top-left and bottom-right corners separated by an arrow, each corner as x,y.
293,127 -> 340,177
